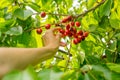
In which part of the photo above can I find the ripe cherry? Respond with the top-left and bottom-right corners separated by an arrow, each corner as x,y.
77,30 -> 83,35
75,21 -> 81,27
66,24 -> 70,30
73,34 -> 78,38
73,38 -> 79,44
36,28 -> 42,34
70,28 -> 77,34
61,18 -> 68,23
40,12 -> 46,18
83,32 -> 89,37
70,21 -> 75,26
81,36 -> 85,41
66,16 -> 72,21
65,29 -> 70,35
45,24 -> 51,29
59,29 -> 65,34
77,37 -> 82,43
68,32 -> 73,37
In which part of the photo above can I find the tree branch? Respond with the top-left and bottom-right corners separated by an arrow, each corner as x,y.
75,0 -> 106,18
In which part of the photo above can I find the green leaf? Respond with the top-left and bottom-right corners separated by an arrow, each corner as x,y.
38,69 -> 63,80
65,0 -> 73,9
15,32 -> 37,47
61,70 -> 75,80
99,0 -> 113,17
92,65 -> 111,80
2,71 -> 22,80
87,0 -> 96,9
77,51 -> 85,64
0,0 -> 13,9
81,65 -> 92,73
109,12 -> 120,29
21,66 -> 38,80
80,41 -> 93,55
84,74 -> 90,80
0,31 -> 1,37
117,40 -> 120,53
27,2 -> 40,12
115,33 -> 120,39
109,39 -> 117,51
117,4 -> 120,18
14,8 -> 33,20
111,72 -> 120,80
38,0 -> 52,10
5,26 -> 23,35
3,66 -> 37,80
0,19 -> 14,31
88,24 -> 98,32
106,63 -> 120,73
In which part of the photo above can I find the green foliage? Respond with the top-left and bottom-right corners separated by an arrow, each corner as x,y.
2,66 -> 38,80
14,8 -> 33,20
0,0 -> 120,80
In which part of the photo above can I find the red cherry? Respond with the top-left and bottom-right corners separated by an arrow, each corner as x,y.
77,38 -> 82,43
73,38 -> 79,44
61,18 -> 68,23
68,32 -> 73,37
77,30 -> 83,35
36,28 -> 42,34
40,12 -> 46,18
83,32 -> 89,37
81,36 -> 85,41
66,24 -> 70,30
59,29 -> 65,34
70,21 -> 75,26
75,21 -> 81,27
63,32 -> 67,37
66,16 -> 72,21
73,34 -> 78,38
71,28 -> 77,34
45,24 -> 51,29
65,29 -> 69,35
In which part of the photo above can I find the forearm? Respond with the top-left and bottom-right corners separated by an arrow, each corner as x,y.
0,47 -> 56,78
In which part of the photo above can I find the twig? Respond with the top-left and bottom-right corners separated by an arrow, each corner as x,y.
75,0 -> 106,18
58,49 -> 72,56
33,12 -> 68,16
64,42 -> 72,71
54,56 -> 64,60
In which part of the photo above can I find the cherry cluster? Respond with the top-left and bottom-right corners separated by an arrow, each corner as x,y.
59,17 -> 89,44
36,12 -> 89,45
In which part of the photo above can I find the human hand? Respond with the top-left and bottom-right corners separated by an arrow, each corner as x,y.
42,27 -> 62,51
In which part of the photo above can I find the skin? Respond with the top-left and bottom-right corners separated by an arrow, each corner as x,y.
0,27 -> 63,79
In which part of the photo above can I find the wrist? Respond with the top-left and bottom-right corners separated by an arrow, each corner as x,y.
45,45 -> 59,53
